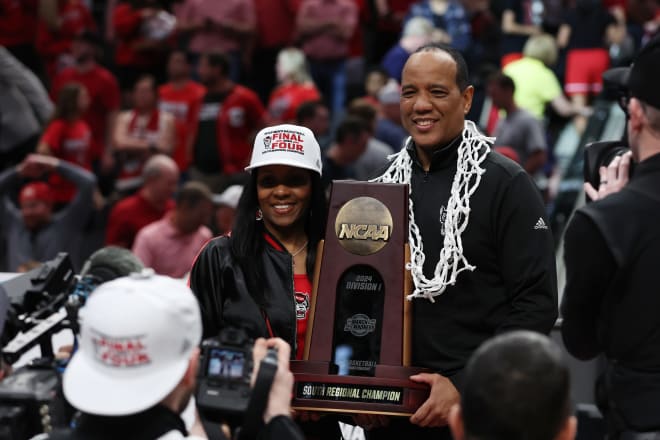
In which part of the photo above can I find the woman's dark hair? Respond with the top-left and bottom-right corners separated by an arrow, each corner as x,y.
52,83 -> 84,122
230,169 -> 327,307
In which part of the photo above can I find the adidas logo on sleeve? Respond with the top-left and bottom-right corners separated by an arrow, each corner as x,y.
534,217 -> 549,230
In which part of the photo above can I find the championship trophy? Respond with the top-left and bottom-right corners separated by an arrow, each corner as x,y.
290,181 -> 430,415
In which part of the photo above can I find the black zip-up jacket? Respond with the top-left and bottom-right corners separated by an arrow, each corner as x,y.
189,233 -> 299,349
403,136 -> 558,389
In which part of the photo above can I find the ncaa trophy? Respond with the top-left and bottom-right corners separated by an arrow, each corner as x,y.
290,181 -> 430,415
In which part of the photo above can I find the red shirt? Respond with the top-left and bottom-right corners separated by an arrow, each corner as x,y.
41,118 -> 93,203
293,274 -> 312,360
0,0 -> 38,46
112,3 -> 172,68
158,80 -> 206,171
105,192 -> 175,249
36,0 -> 96,78
254,0 -> 301,48
212,84 -> 266,174
268,83 -> 320,123
51,65 -> 121,160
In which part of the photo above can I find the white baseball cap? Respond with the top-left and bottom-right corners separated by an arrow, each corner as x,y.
245,124 -> 322,176
212,184 -> 244,208
63,271 -> 202,416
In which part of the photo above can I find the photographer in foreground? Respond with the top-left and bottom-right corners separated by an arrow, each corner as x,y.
42,272 -> 302,440
561,35 -> 660,438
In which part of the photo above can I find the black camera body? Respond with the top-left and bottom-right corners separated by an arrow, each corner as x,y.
196,327 -> 255,422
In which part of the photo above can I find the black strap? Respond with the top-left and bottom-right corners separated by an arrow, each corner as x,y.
237,353 -> 278,440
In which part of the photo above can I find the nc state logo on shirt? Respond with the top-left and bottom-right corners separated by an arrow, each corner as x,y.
295,292 -> 310,320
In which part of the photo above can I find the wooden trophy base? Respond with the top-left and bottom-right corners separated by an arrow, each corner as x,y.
290,361 -> 430,416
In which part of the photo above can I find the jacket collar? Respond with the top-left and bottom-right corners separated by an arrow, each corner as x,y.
405,132 -> 462,171
633,151 -> 660,178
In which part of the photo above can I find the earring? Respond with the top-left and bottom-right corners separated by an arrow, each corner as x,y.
256,208 -> 263,221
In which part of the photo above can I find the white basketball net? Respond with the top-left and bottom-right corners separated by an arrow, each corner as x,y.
371,120 -> 493,302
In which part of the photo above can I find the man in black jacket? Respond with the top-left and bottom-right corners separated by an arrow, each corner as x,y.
561,36 -> 660,438
362,43 -> 558,439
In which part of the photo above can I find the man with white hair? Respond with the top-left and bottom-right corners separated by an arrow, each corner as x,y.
381,17 -> 435,83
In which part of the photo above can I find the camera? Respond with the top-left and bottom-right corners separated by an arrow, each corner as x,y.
583,67 -> 633,191
196,327 -> 278,429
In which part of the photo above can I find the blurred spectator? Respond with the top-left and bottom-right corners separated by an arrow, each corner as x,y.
364,0 -> 417,65
105,154 -> 178,249
347,99 -> 394,179
0,154 -> 96,272
190,51 -> 266,193
212,184 -> 243,236
37,83 -> 94,204
296,99 -> 331,150
404,0 -> 472,52
374,79 -> 408,151
249,0 -> 301,103
51,31 -> 121,174
557,0 -> 623,131
112,0 -> 174,92
268,47 -> 321,124
488,72 -> 547,176
0,0 -> 43,81
295,0 -> 358,120
0,47 -> 53,170
321,116 -> 370,190
499,0 -> 542,66
36,0 -> 97,81
176,0 -> 256,82
382,16 -> 434,83
362,66 -> 389,107
113,74 -> 175,194
158,49 -> 206,175
504,34 -> 588,121
448,331 -> 576,440
132,181 -> 213,278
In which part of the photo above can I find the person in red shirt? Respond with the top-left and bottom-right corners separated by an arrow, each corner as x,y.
113,74 -> 176,194
36,0 -> 97,81
51,31 -> 121,173
105,154 -> 179,249
158,49 -> 206,175
268,47 -> 321,124
190,51 -> 267,193
0,0 -> 43,80
112,0 -> 174,92
37,82 -> 93,204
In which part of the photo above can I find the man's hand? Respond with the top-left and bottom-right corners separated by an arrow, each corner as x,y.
409,373 -> 459,427
17,154 -> 59,178
584,151 -> 632,201
252,338 -> 294,424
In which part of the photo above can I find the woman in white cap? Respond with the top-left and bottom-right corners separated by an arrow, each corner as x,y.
189,124 -> 326,362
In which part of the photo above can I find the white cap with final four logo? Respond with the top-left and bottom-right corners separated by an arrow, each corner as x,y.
245,124 -> 322,176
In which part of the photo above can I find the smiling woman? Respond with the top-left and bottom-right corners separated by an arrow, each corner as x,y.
189,124 -> 327,365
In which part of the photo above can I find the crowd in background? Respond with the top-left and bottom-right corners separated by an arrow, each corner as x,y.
0,0 -> 658,274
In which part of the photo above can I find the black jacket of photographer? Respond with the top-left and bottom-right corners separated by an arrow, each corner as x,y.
562,152 -> 660,432
189,232 -> 299,349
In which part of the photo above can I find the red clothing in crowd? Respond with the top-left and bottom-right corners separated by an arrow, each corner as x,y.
293,274 -> 312,360
40,118 -> 93,203
112,3 -> 171,69
268,83 -> 321,123
158,80 -> 206,172
254,0 -> 301,48
51,65 -> 121,160
212,85 -> 266,174
105,192 -> 175,249
0,0 -> 38,47
36,0 -> 96,79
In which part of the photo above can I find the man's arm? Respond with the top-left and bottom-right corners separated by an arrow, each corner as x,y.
112,112 -> 151,152
52,159 -> 97,228
561,211 -> 614,360
0,47 -> 53,125
496,171 -> 558,334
